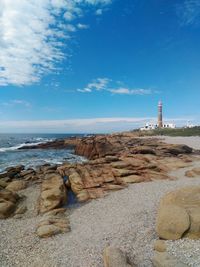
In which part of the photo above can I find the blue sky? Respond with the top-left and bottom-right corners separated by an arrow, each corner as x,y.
0,0 -> 200,133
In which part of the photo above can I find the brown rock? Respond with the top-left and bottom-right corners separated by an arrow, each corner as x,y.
103,246 -> 132,267
120,175 -> 144,184
103,184 -> 125,191
20,169 -> 35,177
27,133 -> 196,205
40,164 -> 57,172
154,240 -> 167,252
111,161 -> 131,169
0,189 -> 19,219
144,171 -> 170,181
0,200 -> 16,219
76,190 -> 90,202
44,208 -> 66,217
185,167 -> 200,178
185,207 -> 200,239
158,144 -> 193,156
68,169 -> 84,193
37,224 -> 61,238
6,180 -> 27,192
156,204 -> 190,240
5,165 -> 24,178
156,186 -> 200,240
0,177 -> 11,183
0,180 -> 8,188
14,204 -> 27,215
131,146 -> 156,155
105,156 -> 119,162
112,169 -> 138,177
38,174 -> 67,214
36,208 -> 70,238
0,189 -> 19,203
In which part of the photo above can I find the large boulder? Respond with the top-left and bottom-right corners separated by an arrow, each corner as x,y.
38,174 -> 67,213
103,246 -> 133,267
156,205 -> 190,240
75,136 -> 117,159
6,180 -> 27,192
0,189 -> 19,219
0,201 -> 16,219
156,186 -> 200,240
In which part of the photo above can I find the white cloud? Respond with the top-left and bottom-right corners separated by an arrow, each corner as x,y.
0,0 -> 112,86
1,99 -> 31,108
65,24 -> 77,32
176,0 -> 200,26
109,88 -> 152,95
96,9 -> 103,15
77,23 -> 89,29
77,88 -> 92,93
77,78 -> 155,95
77,77 -> 110,92
0,117 -> 196,133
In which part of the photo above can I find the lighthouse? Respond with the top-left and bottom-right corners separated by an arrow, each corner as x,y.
158,101 -> 163,128
140,101 -> 176,131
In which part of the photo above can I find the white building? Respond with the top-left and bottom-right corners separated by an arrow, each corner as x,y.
185,121 -> 195,128
140,122 -> 176,131
140,123 -> 158,131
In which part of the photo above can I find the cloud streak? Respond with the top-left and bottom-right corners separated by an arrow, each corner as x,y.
109,88 -> 152,95
0,0 -> 112,86
1,99 -> 31,108
77,78 -> 110,92
176,0 -> 200,26
77,78 -> 155,95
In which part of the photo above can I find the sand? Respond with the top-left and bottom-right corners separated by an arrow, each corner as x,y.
0,137 -> 200,267
161,136 -> 200,150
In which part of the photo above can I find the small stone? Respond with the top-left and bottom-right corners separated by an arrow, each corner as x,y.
14,204 -> 27,215
37,224 -> 61,238
154,240 -> 167,252
103,246 -> 133,267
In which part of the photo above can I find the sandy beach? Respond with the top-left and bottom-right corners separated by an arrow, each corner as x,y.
0,136 -> 200,267
161,136 -> 200,150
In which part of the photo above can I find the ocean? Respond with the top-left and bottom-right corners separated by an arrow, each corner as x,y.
0,133 -> 86,172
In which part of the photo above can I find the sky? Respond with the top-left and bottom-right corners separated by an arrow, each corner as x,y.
0,0 -> 200,133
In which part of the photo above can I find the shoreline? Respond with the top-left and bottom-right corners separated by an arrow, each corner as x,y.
1,165 -> 200,267
1,134 -> 200,266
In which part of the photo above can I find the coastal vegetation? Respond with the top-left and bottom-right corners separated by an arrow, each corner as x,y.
134,126 -> 200,137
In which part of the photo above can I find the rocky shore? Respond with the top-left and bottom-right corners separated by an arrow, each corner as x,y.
1,132 -> 200,266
